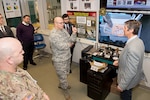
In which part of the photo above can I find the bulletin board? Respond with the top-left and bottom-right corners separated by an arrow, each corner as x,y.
67,11 -> 97,40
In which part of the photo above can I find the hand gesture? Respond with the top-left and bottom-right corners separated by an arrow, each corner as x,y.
72,26 -> 77,34
113,60 -> 119,67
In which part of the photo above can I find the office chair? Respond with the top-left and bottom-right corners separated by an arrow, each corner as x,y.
33,33 -> 49,59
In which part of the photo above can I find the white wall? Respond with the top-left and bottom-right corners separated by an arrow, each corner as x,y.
20,0 -> 30,16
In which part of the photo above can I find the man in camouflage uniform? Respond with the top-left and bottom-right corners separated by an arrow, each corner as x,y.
0,37 -> 50,100
49,17 -> 77,100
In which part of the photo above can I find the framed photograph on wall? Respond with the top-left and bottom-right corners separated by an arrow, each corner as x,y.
66,0 -> 79,11
80,0 -> 98,11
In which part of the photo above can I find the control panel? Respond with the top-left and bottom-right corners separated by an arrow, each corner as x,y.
97,46 -> 119,60
92,46 -> 120,65
82,45 -> 121,65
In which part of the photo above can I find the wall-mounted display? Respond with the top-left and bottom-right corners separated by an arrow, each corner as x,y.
99,9 -> 150,52
140,14 -> 150,53
107,0 -> 150,11
67,11 -> 97,40
99,12 -> 142,47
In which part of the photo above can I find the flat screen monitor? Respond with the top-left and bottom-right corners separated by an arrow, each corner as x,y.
99,12 -> 142,47
139,15 -> 150,53
107,0 -> 150,11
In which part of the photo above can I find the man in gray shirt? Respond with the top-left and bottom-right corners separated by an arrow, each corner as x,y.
113,20 -> 145,100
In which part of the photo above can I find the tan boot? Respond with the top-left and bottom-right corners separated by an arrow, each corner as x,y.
62,89 -> 72,100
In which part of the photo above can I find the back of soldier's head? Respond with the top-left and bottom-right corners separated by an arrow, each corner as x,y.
0,38 -> 21,61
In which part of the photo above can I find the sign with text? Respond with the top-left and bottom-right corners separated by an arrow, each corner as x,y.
3,0 -> 21,18
67,11 -> 97,40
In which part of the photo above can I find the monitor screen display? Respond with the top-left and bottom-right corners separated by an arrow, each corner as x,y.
139,15 -> 150,53
107,0 -> 150,11
99,12 -> 142,47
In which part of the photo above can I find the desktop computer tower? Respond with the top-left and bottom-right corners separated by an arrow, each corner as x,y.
80,58 -> 91,84
87,69 -> 113,100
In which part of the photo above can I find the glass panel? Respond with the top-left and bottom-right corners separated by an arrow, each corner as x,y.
28,0 -> 40,29
47,0 -> 61,30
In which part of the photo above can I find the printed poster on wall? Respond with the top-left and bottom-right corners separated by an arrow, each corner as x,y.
3,0 -> 21,18
67,11 -> 97,40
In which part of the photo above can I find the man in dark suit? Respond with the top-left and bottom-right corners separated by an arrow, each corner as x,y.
113,20 -> 145,100
0,13 -> 14,38
62,14 -> 76,73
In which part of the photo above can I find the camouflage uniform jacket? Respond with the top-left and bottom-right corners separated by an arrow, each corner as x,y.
0,67 -> 46,100
49,28 -> 77,62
